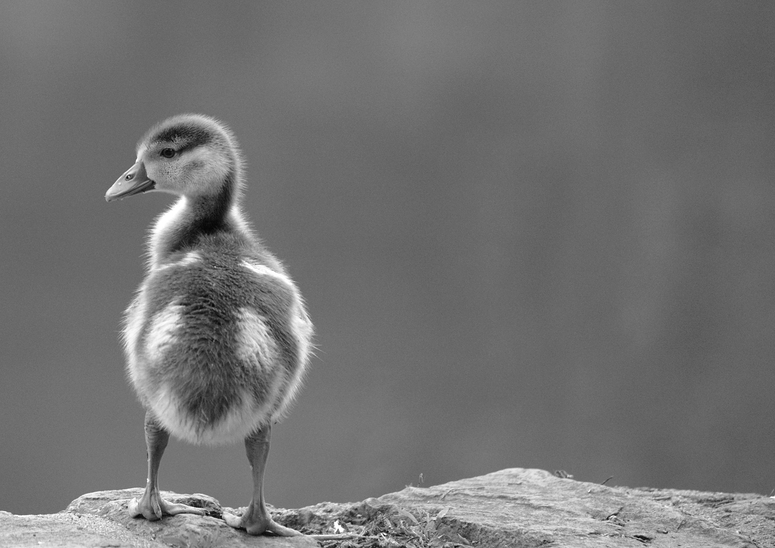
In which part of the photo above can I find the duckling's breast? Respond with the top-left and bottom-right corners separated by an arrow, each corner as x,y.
124,248 -> 311,445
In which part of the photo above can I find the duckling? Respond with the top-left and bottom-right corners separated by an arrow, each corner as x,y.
105,114 -> 313,536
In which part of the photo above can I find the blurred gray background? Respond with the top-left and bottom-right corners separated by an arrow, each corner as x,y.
2,1 -> 775,515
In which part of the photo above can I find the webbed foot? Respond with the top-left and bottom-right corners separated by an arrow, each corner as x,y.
223,506 -> 301,536
128,489 -> 207,521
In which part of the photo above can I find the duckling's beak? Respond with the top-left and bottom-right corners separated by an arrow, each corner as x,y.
105,161 -> 156,202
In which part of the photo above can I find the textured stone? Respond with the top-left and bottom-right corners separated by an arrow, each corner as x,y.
374,468 -> 775,547
0,509 -> 167,547
2,469 -> 774,547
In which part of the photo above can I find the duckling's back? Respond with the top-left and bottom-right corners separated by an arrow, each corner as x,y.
124,234 -> 312,446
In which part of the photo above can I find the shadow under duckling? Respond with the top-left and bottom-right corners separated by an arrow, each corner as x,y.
106,114 -> 313,536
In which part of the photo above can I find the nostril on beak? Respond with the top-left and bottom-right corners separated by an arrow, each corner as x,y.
126,173 -> 134,181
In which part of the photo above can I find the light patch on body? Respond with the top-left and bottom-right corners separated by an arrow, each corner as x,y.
271,304 -> 314,422
235,308 -> 278,371
149,197 -> 189,269
153,250 -> 202,273
291,307 -> 314,369
144,302 -> 184,359
241,260 -> 295,289
123,288 -> 149,386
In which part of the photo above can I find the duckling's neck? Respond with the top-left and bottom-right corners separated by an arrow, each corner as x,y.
149,173 -> 247,267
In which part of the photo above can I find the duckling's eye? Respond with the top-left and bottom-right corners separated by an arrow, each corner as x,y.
160,148 -> 176,159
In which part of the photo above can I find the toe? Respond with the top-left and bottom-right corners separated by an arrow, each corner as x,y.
263,519 -> 302,537
163,501 -> 206,517
151,498 -> 163,520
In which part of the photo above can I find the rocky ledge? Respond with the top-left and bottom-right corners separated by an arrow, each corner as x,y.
1,468 -> 773,547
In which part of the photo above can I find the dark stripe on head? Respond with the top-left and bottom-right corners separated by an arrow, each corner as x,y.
151,123 -> 213,152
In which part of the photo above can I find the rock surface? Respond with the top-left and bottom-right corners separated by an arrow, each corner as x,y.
1,468 -> 774,547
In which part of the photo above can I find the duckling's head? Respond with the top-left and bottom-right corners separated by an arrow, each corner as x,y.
106,114 -> 243,202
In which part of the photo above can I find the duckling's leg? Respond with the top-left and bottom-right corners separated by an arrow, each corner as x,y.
223,426 -> 301,536
128,412 -> 207,520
